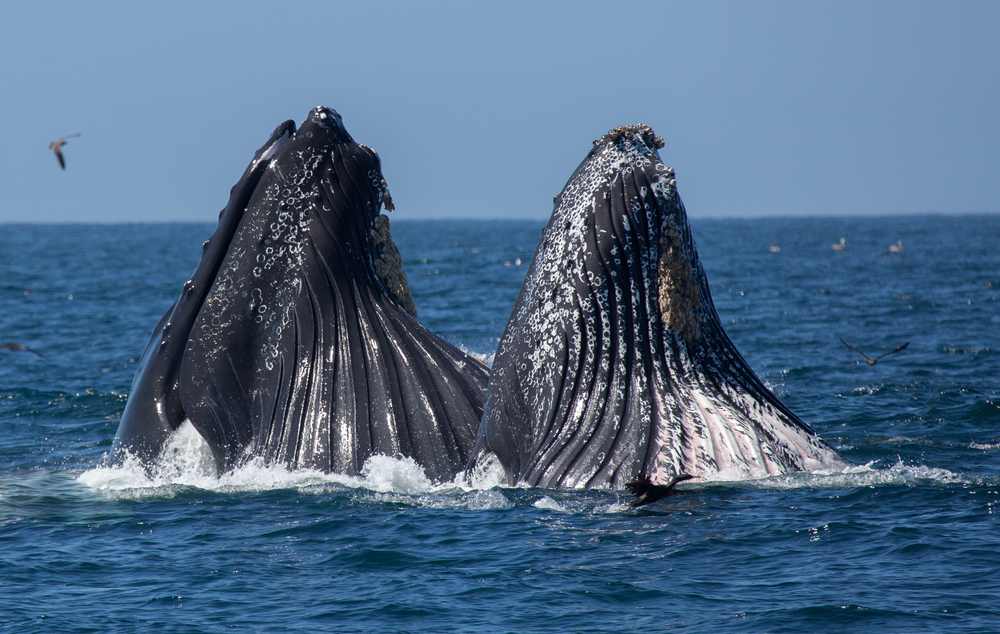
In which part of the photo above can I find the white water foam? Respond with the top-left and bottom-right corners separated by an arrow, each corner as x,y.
76,423 -> 967,507
77,421 -> 511,507
689,460 -> 966,491
359,454 -> 431,494
970,442 -> 1000,450
465,452 -> 507,490
533,496 -> 565,511
458,344 -> 495,368
347,453 -> 515,510
532,495 -> 629,514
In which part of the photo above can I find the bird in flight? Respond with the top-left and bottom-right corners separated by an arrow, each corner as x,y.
0,342 -> 44,357
49,133 -> 81,170
839,337 -> 908,365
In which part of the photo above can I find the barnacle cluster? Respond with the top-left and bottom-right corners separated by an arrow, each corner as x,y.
602,124 -> 664,150
657,222 -> 702,341
370,213 -> 417,317
380,178 -> 395,211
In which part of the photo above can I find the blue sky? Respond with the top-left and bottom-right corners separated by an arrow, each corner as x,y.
2,1 -> 998,222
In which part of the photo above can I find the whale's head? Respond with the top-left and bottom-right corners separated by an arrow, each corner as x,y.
475,124 -> 847,489
113,107 -> 485,475
216,106 -> 411,314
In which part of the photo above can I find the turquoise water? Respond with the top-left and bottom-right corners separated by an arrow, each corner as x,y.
0,216 -> 998,633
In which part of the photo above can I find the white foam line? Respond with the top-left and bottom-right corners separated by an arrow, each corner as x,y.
686,460 -> 966,490
970,442 -> 1000,450
77,421 -> 510,500
76,424 -> 969,504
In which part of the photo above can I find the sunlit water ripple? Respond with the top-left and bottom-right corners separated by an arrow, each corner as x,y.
0,216 -> 997,633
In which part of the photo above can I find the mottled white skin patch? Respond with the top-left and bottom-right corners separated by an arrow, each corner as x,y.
475,127 -> 848,489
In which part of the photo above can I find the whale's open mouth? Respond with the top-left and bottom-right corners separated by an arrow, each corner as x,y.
113,107 -> 487,482
472,124 -> 848,489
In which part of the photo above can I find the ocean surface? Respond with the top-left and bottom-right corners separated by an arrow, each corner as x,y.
0,216 -> 997,633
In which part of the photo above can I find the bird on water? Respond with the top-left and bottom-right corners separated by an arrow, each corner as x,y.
625,474 -> 695,507
831,237 -> 846,251
49,133 -> 80,170
889,240 -> 904,252
839,337 -> 909,365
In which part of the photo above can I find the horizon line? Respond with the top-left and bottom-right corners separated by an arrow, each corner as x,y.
1,210 -> 998,225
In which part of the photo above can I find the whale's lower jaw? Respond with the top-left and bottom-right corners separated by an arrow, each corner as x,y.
184,274 -> 489,482
645,376 -> 845,485
473,126 -> 847,489
481,335 -> 847,490
508,382 -> 847,491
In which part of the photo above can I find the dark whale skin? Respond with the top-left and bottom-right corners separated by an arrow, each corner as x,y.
113,107 -> 488,482
472,126 -> 848,489
112,120 -> 295,466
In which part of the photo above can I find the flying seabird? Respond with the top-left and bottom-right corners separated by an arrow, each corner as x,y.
839,337 -> 909,365
49,133 -> 80,170
0,342 -> 44,357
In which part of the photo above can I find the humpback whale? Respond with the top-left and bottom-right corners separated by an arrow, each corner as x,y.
113,107 -> 488,483
471,125 -> 848,489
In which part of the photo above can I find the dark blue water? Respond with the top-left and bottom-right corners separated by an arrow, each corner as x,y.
1,216 -> 997,633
